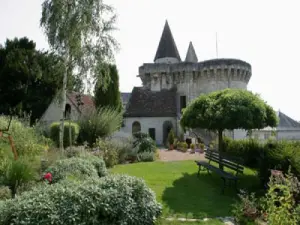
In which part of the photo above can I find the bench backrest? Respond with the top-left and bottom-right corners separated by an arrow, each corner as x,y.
205,150 -> 244,175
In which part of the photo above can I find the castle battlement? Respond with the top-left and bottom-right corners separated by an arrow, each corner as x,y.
139,58 -> 252,93
139,58 -> 252,85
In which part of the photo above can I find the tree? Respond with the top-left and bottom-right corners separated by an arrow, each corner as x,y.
40,0 -> 118,151
0,37 -> 73,124
180,89 -> 278,168
94,64 -> 122,111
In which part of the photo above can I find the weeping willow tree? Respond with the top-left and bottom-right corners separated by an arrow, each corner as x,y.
40,0 -> 119,151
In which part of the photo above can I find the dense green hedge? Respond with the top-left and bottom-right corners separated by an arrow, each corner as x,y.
0,175 -> 162,225
45,156 -> 106,183
222,137 -> 300,185
50,122 -> 79,147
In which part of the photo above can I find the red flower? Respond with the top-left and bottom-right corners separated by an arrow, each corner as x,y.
43,172 -> 52,183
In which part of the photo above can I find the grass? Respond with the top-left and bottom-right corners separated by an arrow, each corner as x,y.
111,160 -> 259,220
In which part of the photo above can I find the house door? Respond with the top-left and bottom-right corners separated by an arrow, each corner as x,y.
149,128 -> 156,141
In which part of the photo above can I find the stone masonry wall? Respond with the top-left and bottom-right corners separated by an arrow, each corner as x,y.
138,58 -> 251,105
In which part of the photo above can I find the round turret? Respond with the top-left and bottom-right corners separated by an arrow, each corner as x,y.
139,58 -> 252,101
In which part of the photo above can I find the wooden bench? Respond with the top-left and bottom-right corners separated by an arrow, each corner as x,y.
195,149 -> 244,193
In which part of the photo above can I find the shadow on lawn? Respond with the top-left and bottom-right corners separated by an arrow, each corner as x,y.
161,172 -> 259,218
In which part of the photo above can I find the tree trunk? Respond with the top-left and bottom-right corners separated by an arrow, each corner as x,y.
218,129 -> 224,170
59,60 -> 68,152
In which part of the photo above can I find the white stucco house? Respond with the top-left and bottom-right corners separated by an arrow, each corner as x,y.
39,91 -> 95,127
251,111 -> 300,141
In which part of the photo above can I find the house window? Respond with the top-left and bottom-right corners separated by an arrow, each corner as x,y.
180,96 -> 187,112
132,121 -> 141,134
64,104 -> 71,119
149,128 -> 156,141
264,133 -> 271,140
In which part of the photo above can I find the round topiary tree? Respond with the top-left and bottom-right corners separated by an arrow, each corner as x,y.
180,89 -> 278,169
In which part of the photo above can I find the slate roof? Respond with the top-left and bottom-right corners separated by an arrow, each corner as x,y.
185,41 -> 198,63
121,92 -> 131,103
124,87 -> 177,117
277,111 -> 300,128
154,21 -> 181,62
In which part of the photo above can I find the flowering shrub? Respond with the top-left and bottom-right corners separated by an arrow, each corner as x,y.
0,175 -> 162,225
45,156 -> 106,183
232,171 -> 300,225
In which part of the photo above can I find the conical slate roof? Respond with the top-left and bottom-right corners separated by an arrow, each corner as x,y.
277,111 -> 300,128
185,41 -> 198,63
154,21 -> 181,62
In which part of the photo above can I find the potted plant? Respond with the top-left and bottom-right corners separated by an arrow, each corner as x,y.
190,143 -> 195,153
167,129 -> 175,150
173,138 -> 178,149
182,142 -> 188,152
199,143 -> 205,153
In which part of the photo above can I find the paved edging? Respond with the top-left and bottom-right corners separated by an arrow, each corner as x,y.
163,216 -> 235,224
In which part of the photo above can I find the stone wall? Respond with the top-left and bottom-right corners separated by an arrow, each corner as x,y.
138,58 -> 251,105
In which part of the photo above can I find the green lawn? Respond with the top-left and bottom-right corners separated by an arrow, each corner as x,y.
111,160 -> 259,220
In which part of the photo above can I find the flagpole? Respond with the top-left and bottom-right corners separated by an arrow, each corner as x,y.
216,32 -> 218,58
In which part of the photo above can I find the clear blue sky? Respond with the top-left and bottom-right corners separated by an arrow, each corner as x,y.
0,0 -> 299,120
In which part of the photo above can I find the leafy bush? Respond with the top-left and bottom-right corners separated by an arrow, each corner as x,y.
199,143 -> 205,149
77,153 -> 107,177
45,157 -> 104,183
0,175 -> 162,225
261,172 -> 300,225
94,138 -> 120,168
177,142 -> 188,152
0,116 -> 46,158
110,137 -> 134,164
49,122 -> 79,148
137,152 -> 156,162
258,141 -> 300,186
232,172 -> 300,225
173,138 -> 178,149
232,191 -> 260,225
64,146 -> 85,158
222,137 -> 263,168
78,107 -> 123,146
0,186 -> 11,200
0,157 -> 38,198
223,138 -> 300,185
133,132 -> 156,153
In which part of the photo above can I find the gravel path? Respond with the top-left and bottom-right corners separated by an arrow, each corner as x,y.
158,149 -> 206,162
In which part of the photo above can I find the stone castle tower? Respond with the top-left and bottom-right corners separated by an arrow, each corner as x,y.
123,21 -> 252,144
139,20 -> 252,107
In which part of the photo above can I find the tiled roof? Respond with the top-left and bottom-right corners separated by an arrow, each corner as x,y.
67,91 -> 95,114
154,21 -> 181,62
124,87 -> 177,117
